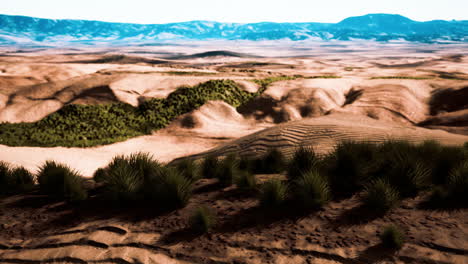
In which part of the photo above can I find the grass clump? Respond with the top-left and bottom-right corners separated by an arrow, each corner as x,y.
287,147 -> 319,181
235,170 -> 257,192
173,159 -> 200,182
156,167 -> 193,208
200,155 -> 220,179
0,162 -> 35,195
98,152 -> 192,208
293,170 -> 330,209
37,161 -> 87,202
362,179 -> 399,213
428,162 -> 468,208
328,141 -> 378,196
259,179 -> 288,208
189,206 -> 216,233
260,148 -> 286,174
215,155 -> 239,187
380,225 -> 405,250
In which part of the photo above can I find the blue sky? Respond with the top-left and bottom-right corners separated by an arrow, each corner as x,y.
0,0 -> 467,23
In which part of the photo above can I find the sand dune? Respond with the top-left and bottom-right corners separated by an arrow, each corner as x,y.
0,43 -> 468,264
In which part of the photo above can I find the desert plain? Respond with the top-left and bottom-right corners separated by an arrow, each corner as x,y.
0,41 -> 467,263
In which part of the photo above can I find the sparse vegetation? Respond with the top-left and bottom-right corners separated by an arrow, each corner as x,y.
259,179 -> 288,208
380,225 -> 405,250
190,206 -> 216,233
293,170 -> 330,209
37,161 -> 87,202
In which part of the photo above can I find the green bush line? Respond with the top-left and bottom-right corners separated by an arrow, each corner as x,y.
0,77 -> 292,147
370,76 -> 432,80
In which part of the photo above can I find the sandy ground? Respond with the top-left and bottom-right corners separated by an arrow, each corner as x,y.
0,42 -> 467,263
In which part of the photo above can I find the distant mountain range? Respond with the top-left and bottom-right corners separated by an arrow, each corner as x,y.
0,13 -> 467,45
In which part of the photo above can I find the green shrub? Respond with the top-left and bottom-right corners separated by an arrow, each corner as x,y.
259,179 -> 288,208
235,170 -> 257,192
293,170 -> 330,209
200,155 -> 220,179
37,161 -> 87,202
189,206 -> 216,233
287,147 -> 319,181
380,225 -> 405,249
362,178 -> 399,213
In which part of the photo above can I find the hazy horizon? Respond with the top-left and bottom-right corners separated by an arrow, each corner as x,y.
1,0 -> 467,24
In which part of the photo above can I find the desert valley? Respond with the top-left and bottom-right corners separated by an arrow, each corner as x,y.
0,13 -> 467,264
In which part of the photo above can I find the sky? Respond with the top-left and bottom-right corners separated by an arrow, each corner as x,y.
0,0 -> 467,24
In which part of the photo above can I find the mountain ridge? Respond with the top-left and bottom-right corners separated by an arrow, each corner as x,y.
0,13 -> 466,45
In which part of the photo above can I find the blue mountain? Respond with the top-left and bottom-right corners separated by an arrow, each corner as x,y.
0,13 -> 466,45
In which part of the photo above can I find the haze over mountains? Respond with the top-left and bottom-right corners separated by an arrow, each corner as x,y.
0,13 -> 467,45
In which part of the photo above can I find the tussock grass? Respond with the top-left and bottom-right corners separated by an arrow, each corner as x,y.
428,161 -> 468,207
293,170 -> 330,209
215,155 -> 239,187
37,161 -> 87,202
98,152 -> 192,208
235,170 -> 257,192
286,147 -> 319,181
0,162 -> 35,195
201,155 -> 220,179
173,159 -> 201,182
380,225 -> 405,249
190,206 -> 216,233
259,179 -> 288,208
328,141 -> 378,195
362,179 -> 399,213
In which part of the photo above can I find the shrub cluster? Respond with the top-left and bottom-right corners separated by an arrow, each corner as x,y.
0,78 -> 285,148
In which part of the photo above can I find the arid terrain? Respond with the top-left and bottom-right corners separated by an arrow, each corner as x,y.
0,41 -> 467,263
